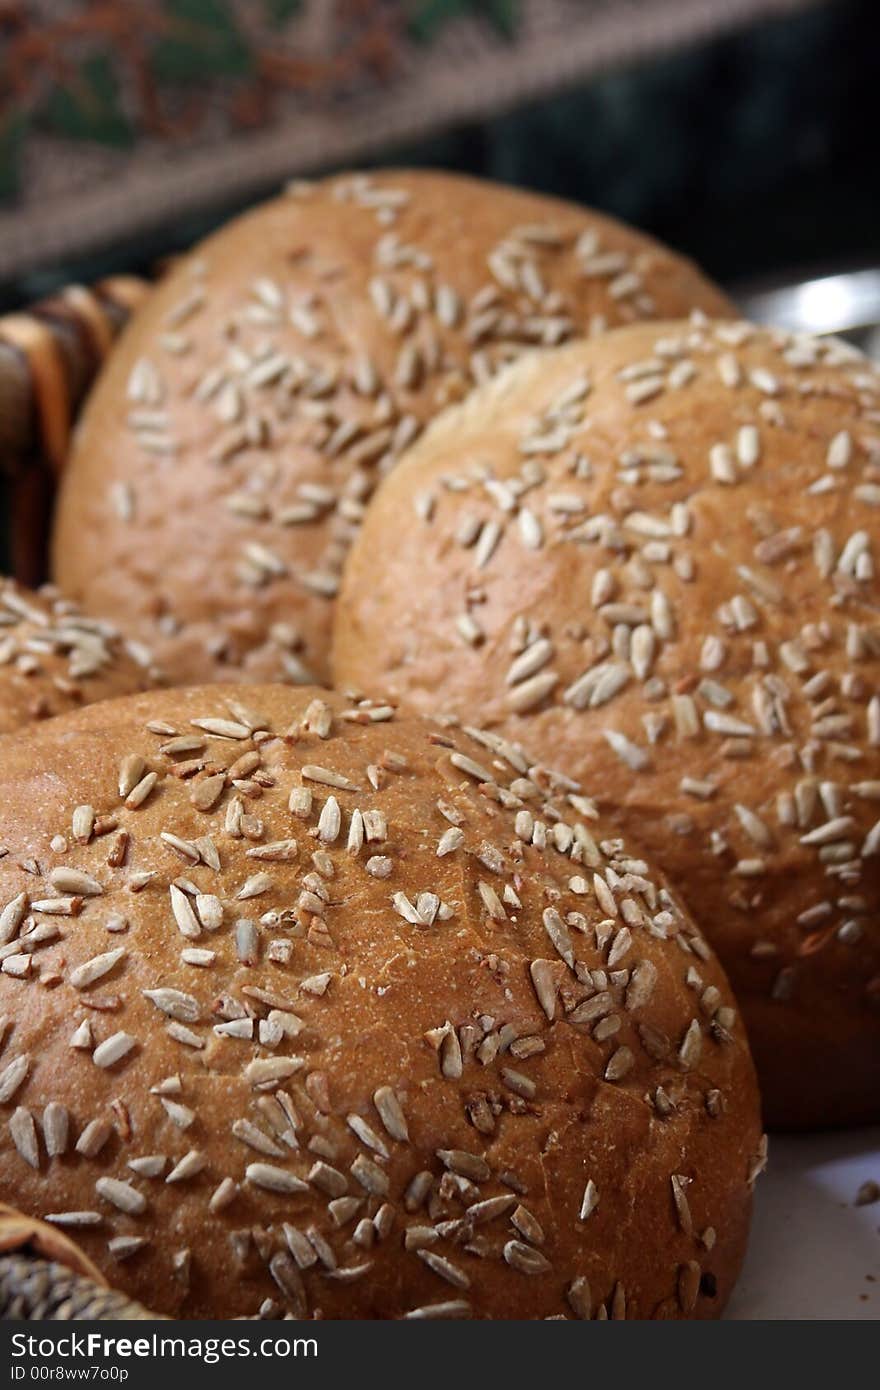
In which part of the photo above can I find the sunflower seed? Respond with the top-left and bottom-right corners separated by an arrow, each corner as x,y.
92,1032 -> 136,1069
96,1178 -> 146,1215
69,947 -> 126,990
143,988 -> 200,1023
9,1107 -> 38,1167
246,1163 -> 308,1194
49,867 -> 103,897
0,1054 -> 29,1102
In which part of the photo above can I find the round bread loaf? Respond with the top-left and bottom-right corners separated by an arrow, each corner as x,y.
0,684 -> 760,1319
52,170 -> 732,688
334,320 -> 880,1129
0,579 -> 157,734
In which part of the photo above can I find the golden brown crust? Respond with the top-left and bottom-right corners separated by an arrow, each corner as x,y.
52,170 -> 732,688
334,320 -> 880,1129
0,684 -> 759,1319
0,579 -> 158,734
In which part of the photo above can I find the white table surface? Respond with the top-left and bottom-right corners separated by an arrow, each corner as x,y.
727,1127 -> 880,1319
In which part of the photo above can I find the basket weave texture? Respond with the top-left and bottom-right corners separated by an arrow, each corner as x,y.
0,274 -> 150,582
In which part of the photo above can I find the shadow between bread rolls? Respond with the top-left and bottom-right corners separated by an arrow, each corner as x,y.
51,169 -> 732,690
333,318 -> 880,1131
0,686 -> 761,1319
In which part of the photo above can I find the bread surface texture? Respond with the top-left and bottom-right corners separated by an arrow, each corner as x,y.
0,579 -> 156,734
334,319 -> 880,1128
52,169 -> 732,687
0,684 -> 759,1319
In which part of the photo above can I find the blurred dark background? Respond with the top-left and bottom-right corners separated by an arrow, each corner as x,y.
3,0 -> 878,309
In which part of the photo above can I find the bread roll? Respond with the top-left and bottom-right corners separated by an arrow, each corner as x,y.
52,170 -> 732,688
0,579 -> 156,734
334,320 -> 880,1128
0,684 -> 760,1318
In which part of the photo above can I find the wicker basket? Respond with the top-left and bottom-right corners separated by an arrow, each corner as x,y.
0,276 -> 151,584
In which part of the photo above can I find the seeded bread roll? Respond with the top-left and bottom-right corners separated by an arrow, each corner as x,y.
51,170 -> 732,688
0,579 -> 157,734
334,320 -> 880,1129
0,685 -> 760,1319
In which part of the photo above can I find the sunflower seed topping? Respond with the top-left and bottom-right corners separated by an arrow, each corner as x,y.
96,1178 -> 146,1215
246,1163 -> 309,1194
69,948 -> 127,990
